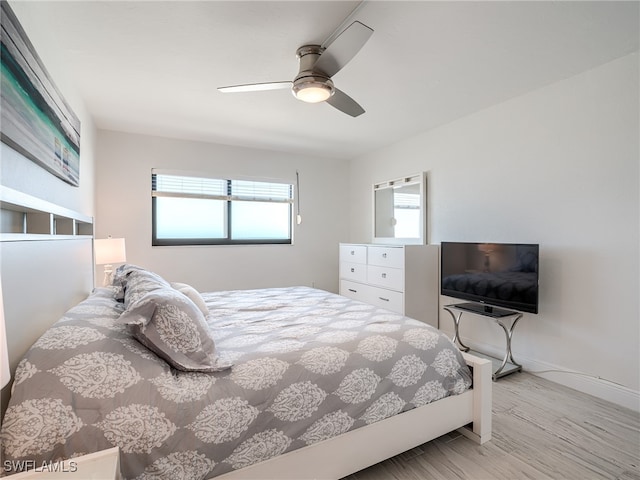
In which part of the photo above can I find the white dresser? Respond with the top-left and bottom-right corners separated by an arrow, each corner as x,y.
339,243 -> 439,328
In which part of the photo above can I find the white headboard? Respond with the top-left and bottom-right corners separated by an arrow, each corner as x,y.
0,186 -> 94,420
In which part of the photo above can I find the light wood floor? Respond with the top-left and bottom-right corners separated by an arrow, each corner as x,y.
343,373 -> 640,480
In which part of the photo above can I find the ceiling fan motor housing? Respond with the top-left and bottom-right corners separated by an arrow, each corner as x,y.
292,45 -> 335,102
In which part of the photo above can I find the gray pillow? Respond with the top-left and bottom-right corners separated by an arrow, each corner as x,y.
116,266 -> 172,309
112,263 -> 150,287
118,287 -> 231,372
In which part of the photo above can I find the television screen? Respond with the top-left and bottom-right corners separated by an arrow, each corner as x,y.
440,242 -> 539,315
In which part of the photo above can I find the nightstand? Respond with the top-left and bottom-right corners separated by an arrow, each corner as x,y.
6,447 -> 121,479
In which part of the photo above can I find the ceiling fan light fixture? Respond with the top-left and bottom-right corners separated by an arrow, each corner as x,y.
218,20 -> 372,116
292,76 -> 334,103
295,84 -> 332,103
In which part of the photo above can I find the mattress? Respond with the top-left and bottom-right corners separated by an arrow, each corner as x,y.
1,285 -> 471,479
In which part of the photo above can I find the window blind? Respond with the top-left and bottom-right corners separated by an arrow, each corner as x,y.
394,192 -> 421,209
152,173 -> 293,203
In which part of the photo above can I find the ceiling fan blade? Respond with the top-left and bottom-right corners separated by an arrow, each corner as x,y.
314,21 -> 373,78
218,81 -> 291,93
326,88 -> 365,117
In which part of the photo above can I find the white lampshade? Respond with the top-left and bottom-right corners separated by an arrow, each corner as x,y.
95,238 -> 127,265
0,276 -> 10,389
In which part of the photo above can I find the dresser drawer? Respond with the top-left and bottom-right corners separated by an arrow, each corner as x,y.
339,262 -> 367,283
339,244 -> 367,264
367,265 -> 404,291
340,280 -> 404,314
340,279 -> 370,303
363,285 -> 404,314
367,246 -> 404,269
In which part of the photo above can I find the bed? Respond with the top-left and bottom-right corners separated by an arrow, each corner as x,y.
0,261 -> 491,479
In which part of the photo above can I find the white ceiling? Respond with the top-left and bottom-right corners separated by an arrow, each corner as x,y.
23,1 -> 640,159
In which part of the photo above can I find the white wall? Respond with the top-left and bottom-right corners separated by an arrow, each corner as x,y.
348,53 -> 639,410
95,130 -> 349,293
1,2 -> 96,216
1,2 -> 97,418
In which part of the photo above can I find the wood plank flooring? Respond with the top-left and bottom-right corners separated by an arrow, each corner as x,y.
343,373 -> 640,480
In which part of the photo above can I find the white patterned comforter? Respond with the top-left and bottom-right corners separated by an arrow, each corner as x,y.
1,286 -> 471,479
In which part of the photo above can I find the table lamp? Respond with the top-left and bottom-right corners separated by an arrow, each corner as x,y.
95,237 -> 127,286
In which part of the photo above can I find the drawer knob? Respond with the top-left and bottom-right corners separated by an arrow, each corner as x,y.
349,288 -> 357,293
381,273 -> 387,278
379,297 -> 389,302
382,253 -> 388,258
350,250 -> 355,255
350,268 -> 355,273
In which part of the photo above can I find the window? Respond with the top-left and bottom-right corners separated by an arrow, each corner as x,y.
152,171 -> 293,245
392,189 -> 421,239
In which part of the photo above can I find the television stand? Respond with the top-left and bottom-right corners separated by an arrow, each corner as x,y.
443,303 -> 523,380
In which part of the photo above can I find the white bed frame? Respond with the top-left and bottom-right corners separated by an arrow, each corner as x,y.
0,186 -> 94,420
218,352 -> 492,480
0,186 -> 492,479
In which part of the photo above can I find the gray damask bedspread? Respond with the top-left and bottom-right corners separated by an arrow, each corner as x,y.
1,286 -> 471,479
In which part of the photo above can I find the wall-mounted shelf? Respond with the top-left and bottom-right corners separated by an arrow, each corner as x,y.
0,186 -> 93,241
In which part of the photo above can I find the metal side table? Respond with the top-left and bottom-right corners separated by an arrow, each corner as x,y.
444,303 -> 523,381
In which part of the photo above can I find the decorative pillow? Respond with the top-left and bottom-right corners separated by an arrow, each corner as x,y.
112,263 -> 147,287
112,264 -> 157,302
171,282 -> 209,318
109,266 -> 128,302
117,287 -> 231,372
116,266 -> 172,309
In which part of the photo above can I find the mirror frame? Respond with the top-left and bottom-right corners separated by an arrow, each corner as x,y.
372,172 -> 426,245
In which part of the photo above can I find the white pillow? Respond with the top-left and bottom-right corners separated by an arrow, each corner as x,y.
171,282 -> 209,317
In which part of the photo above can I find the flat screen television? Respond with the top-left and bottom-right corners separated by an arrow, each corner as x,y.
440,242 -> 539,315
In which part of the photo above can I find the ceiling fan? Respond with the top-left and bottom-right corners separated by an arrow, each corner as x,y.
217,20 -> 373,117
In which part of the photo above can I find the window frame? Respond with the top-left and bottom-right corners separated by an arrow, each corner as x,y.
152,171 -> 294,246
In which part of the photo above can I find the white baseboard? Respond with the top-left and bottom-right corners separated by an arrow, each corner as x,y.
450,335 -> 640,413
524,361 -> 640,413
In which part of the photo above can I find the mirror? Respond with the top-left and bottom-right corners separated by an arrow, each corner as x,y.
373,173 -> 426,245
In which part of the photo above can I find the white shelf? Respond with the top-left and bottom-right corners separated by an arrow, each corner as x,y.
0,233 -> 88,242
0,186 -> 93,240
